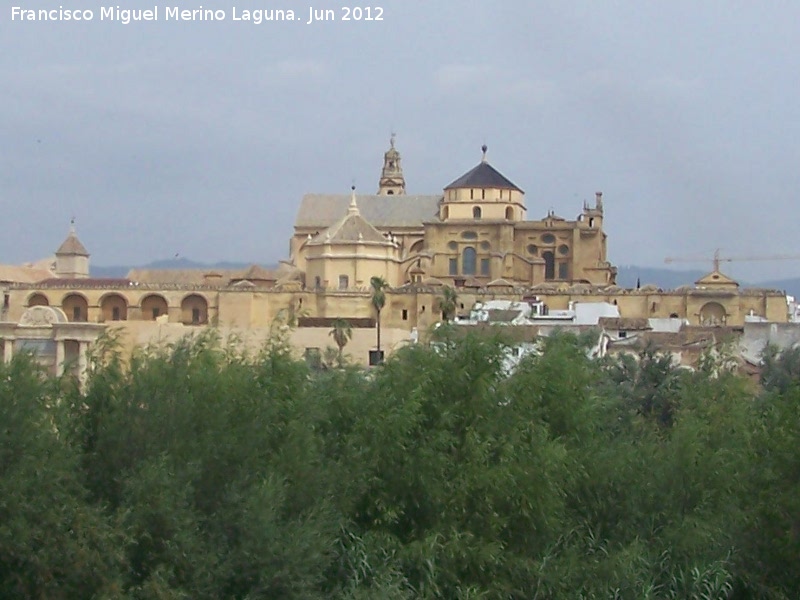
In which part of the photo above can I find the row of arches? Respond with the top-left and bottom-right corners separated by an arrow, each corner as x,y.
27,293 -> 209,325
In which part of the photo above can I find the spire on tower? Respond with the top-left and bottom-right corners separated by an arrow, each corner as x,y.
348,185 -> 360,215
377,134 -> 406,195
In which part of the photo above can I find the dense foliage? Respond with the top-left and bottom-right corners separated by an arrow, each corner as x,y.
1,330 -> 799,598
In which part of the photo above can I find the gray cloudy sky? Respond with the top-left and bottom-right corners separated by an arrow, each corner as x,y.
2,1 -> 799,281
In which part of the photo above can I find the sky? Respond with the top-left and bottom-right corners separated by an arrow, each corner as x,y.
2,1 -> 799,281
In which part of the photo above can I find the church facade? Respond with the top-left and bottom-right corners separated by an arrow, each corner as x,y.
292,141 -> 615,291
0,139 -> 791,368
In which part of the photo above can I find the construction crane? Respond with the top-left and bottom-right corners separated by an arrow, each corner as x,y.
664,249 -> 800,272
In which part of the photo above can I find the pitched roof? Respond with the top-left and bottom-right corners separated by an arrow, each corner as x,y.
126,265 -> 276,287
486,278 -> 515,288
127,269 -> 231,286
56,232 -> 89,256
313,215 -> 389,245
236,264 -> 277,281
444,161 -> 522,192
695,270 -> 739,288
0,265 -> 55,284
295,194 -> 441,229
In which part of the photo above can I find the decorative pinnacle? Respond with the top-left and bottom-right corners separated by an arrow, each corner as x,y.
481,144 -> 488,162
390,132 -> 396,149
348,185 -> 359,214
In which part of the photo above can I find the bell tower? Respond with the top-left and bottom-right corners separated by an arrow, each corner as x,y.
377,133 -> 406,196
55,219 -> 90,279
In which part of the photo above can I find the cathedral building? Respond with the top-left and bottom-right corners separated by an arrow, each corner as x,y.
0,137 -> 791,370
292,141 -> 616,290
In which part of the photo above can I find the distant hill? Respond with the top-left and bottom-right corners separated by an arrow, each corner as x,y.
91,260 -> 800,298
616,266 -> 706,290
617,265 -> 800,298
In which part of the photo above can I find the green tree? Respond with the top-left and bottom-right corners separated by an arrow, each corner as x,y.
760,344 -> 800,394
74,332 -> 343,598
370,276 -> 389,358
329,318 -> 353,367
436,285 -> 459,322
0,354 -> 125,598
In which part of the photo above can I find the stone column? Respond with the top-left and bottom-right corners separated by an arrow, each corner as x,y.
2,338 -> 13,364
55,340 -> 65,377
78,341 -> 89,391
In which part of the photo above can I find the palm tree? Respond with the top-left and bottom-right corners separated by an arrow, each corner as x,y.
328,318 -> 352,367
370,276 -> 389,359
437,285 -> 459,322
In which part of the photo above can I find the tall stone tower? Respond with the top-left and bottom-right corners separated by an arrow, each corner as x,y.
55,220 -> 90,279
377,133 -> 406,195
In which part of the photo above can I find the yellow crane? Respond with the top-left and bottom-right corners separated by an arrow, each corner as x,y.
664,249 -> 800,272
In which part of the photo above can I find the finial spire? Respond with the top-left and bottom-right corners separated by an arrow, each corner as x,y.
481,144 -> 488,162
390,131 -> 396,149
69,216 -> 76,234
348,185 -> 359,215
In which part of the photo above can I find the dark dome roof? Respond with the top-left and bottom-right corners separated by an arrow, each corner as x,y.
444,161 -> 522,192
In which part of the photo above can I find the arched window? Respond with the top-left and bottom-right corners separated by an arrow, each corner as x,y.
505,206 -> 513,220
473,206 -> 482,219
62,293 -> 89,322
543,251 -> 555,280
442,205 -> 449,220
181,294 -> 208,325
100,293 -> 128,322
141,294 -> 169,321
462,247 -> 477,275
338,275 -> 349,290
314,276 -> 322,289
28,293 -> 49,307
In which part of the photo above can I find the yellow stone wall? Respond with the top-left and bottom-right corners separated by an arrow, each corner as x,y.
1,281 -> 790,367
304,243 -> 399,290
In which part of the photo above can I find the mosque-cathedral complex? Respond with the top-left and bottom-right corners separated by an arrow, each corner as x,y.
0,139 -> 792,376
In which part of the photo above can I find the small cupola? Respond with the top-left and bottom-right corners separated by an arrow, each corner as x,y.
54,219 -> 90,278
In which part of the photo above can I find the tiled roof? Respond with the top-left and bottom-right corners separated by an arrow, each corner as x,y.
599,317 -> 651,330
236,265 -> 277,281
0,265 -> 55,284
127,265 -> 276,287
127,269 -> 232,286
444,161 -> 522,192
296,194 -> 441,229
312,213 -> 390,245
36,278 -> 133,287
56,233 -> 89,256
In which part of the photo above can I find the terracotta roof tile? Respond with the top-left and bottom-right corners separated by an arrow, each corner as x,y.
56,233 -> 89,256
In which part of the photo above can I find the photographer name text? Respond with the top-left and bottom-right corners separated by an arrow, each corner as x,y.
10,5 -> 384,25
